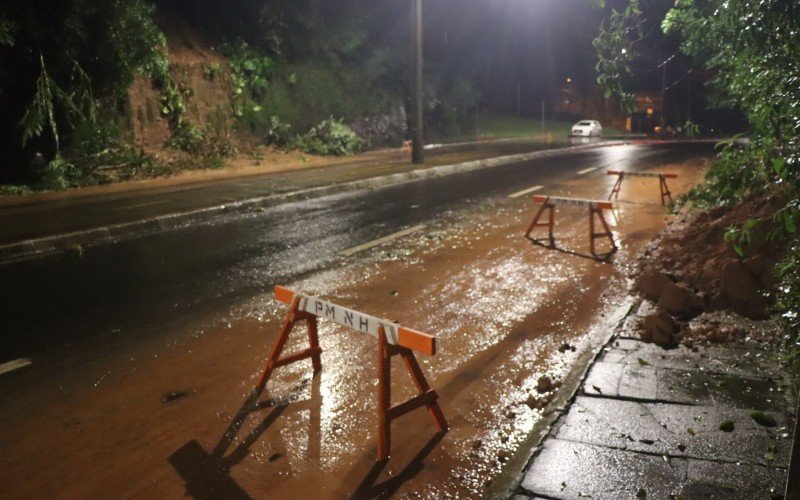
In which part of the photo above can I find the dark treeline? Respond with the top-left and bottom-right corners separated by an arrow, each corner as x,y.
0,0 -> 601,188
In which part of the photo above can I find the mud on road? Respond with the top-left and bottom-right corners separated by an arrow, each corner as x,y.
0,154 -> 709,498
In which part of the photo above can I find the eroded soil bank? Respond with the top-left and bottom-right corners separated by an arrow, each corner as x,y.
0,154 -> 709,498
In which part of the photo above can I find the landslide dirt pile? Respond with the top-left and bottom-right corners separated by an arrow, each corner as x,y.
633,192 -> 792,346
125,15 -> 235,153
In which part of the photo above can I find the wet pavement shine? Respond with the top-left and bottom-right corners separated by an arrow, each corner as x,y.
0,145 -> 712,498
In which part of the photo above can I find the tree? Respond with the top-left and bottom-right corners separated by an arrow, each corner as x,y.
593,0 -> 800,353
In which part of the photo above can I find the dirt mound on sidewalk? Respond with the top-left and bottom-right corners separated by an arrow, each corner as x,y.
633,191 -> 792,346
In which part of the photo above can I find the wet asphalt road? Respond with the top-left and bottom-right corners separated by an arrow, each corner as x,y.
0,139 -> 565,244
0,143 -> 712,363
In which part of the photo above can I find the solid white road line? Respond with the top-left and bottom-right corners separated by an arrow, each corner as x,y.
339,224 -> 426,257
577,167 -> 598,175
0,358 -> 32,376
508,184 -> 544,198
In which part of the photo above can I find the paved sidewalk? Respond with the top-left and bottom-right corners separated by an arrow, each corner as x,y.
509,304 -> 796,499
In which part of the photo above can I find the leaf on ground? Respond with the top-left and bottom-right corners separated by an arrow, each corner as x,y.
636,488 -> 647,499
750,411 -> 777,427
662,453 -> 672,466
686,427 -> 696,435
719,419 -> 735,432
677,443 -> 687,452
764,452 -> 775,462
592,385 -> 603,394
637,357 -> 651,366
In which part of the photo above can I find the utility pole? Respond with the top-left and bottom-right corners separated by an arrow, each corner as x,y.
686,70 -> 691,123
541,100 -> 545,135
516,84 -> 521,117
411,0 -> 424,164
660,62 -> 667,135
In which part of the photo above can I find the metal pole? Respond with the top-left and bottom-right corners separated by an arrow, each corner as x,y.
517,84 -> 521,117
411,0 -> 424,164
541,100 -> 545,135
660,63 -> 666,135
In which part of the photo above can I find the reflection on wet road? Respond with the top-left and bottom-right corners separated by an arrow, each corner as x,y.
0,143 -> 712,498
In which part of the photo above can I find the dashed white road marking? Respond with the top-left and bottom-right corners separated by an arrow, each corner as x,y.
508,185 -> 544,198
115,200 -> 171,211
0,358 -> 32,376
339,224 -> 426,257
577,167 -> 598,175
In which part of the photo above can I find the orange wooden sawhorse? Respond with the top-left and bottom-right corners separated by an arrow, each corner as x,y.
524,194 -> 616,255
255,285 -> 447,461
607,170 -> 678,206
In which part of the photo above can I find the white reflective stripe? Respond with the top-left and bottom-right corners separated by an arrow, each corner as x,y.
617,171 -> 665,178
548,197 -> 594,207
338,224 -> 426,257
0,358 -> 32,376
295,293 -> 400,344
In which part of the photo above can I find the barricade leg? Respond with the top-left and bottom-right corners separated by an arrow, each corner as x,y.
376,327 -> 447,461
589,204 -> 617,256
377,326 -> 391,461
608,174 -> 624,200
255,298 -> 323,393
659,175 -> 673,206
525,200 -> 555,247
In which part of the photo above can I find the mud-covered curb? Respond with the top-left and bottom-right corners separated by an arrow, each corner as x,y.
484,296 -> 639,500
0,141 -> 635,265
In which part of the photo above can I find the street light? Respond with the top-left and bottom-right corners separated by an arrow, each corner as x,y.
411,0 -> 424,164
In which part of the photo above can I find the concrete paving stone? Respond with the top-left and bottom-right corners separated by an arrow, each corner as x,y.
582,361 -> 658,400
655,368 -> 789,411
616,315 -> 644,343
602,338 -> 785,379
683,459 -> 787,499
518,439 -> 787,499
582,361 -> 788,410
553,396 -> 793,467
519,439 -> 689,499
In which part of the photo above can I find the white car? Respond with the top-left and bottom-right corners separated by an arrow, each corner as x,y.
571,120 -> 603,137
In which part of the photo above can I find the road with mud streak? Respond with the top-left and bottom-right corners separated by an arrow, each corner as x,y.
0,142 -> 712,498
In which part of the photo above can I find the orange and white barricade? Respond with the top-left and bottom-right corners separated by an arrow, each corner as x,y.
524,195 -> 617,256
255,285 -> 447,461
607,170 -> 677,205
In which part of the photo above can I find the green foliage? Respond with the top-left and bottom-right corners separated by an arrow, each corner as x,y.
2,0 -> 169,186
265,115 -> 293,146
225,40 -> 277,119
202,63 -> 222,81
425,78 -> 479,139
37,155 -> 77,191
592,0 -> 642,113
20,54 -> 60,150
776,243 -> 800,350
296,118 -> 364,156
0,12 -> 14,46
600,1 -> 800,364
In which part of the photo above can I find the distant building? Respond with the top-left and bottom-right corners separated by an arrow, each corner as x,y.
554,78 -> 663,134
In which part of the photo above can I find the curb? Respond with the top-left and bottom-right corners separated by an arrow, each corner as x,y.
0,140 -> 629,265
485,296 -> 640,499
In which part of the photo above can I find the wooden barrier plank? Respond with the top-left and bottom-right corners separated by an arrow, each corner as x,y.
532,194 -> 613,210
607,170 -> 678,179
273,286 -> 436,356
